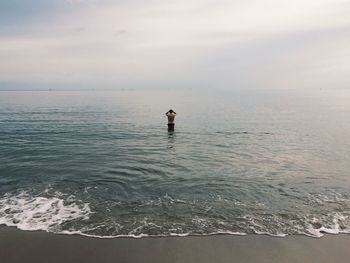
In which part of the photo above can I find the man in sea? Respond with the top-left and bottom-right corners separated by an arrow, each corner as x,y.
166,109 -> 176,131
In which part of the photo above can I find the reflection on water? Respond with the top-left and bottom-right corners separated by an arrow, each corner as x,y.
167,125 -> 175,149
0,89 -> 350,238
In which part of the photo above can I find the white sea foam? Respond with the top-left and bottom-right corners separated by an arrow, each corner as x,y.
0,192 -> 91,232
58,230 -> 246,239
1,192 -> 350,239
41,212 -> 350,238
252,230 -> 288,237
306,213 -> 350,237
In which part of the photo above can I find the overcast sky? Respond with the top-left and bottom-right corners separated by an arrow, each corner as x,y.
0,0 -> 349,90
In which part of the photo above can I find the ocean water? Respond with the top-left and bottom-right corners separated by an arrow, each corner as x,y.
0,89 -> 350,238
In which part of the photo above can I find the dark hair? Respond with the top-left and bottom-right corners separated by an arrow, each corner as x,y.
166,109 -> 176,115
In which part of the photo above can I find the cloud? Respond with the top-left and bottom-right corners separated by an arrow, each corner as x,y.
0,0 -> 349,89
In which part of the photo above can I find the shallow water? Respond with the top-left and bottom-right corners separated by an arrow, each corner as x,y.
0,89 -> 350,237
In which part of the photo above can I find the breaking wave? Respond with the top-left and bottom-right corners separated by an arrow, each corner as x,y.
0,192 -> 91,232
1,192 -> 350,239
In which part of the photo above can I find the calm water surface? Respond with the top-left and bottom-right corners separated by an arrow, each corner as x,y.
0,89 -> 350,237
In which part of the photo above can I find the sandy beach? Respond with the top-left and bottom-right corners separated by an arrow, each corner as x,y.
0,226 -> 349,263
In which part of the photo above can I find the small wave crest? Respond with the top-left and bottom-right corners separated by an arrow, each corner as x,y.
1,192 -> 350,239
0,191 -> 91,232
306,213 -> 350,237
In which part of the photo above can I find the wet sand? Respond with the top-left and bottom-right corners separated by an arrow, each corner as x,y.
1,226 -> 349,263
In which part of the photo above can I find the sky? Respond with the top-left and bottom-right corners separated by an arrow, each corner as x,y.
0,0 -> 349,90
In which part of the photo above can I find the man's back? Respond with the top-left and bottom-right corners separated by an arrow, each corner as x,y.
166,110 -> 176,124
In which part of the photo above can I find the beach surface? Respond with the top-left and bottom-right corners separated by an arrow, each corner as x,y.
1,226 -> 349,263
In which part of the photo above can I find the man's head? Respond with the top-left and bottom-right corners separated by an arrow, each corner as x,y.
168,109 -> 174,113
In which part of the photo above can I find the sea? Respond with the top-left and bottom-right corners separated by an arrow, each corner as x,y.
0,89 -> 350,238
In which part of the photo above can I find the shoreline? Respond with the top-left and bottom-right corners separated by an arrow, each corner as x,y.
1,226 -> 350,263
